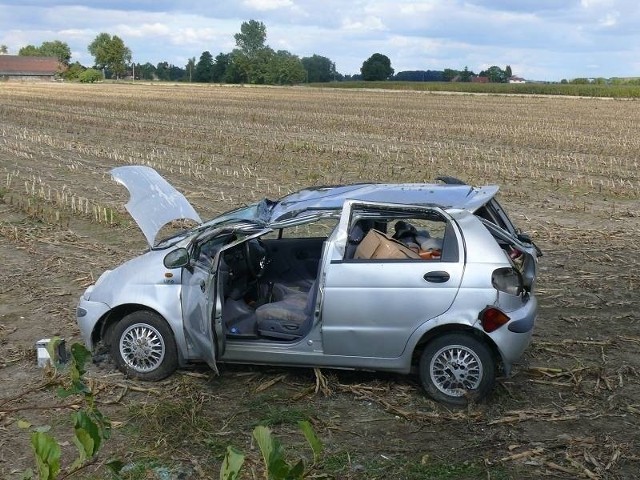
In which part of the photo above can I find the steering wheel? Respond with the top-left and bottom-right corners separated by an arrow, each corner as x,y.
244,238 -> 268,279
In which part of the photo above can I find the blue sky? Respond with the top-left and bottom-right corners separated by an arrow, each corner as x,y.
1,0 -> 638,80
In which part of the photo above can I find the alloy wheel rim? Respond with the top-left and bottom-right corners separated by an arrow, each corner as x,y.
119,323 -> 165,372
430,344 -> 483,397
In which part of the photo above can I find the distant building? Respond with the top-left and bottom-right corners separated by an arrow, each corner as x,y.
471,76 -> 489,83
0,55 -> 64,81
508,76 -> 526,84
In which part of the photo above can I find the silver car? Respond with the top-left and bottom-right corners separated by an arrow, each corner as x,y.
76,166 -> 540,406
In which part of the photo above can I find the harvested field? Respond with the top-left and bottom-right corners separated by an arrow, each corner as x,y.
1,82 -> 639,479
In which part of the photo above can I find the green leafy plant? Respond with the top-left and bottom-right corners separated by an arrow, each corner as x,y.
219,420 -> 323,480
22,342 -> 114,480
220,446 -> 245,480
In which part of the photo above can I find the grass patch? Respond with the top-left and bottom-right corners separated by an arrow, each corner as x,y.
313,80 -> 640,97
321,452 -> 512,480
256,404 -> 315,427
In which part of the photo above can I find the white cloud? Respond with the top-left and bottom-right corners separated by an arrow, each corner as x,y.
599,12 -> 619,27
242,0 -> 293,11
341,16 -> 386,32
1,1 -> 640,80
117,23 -> 172,38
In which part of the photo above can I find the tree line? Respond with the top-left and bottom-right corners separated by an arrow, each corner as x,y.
6,19 -> 519,84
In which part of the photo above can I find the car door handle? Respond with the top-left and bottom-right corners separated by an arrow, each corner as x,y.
200,280 -> 206,292
423,271 -> 450,283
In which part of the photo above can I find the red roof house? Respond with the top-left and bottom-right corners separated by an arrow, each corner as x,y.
0,55 -> 64,81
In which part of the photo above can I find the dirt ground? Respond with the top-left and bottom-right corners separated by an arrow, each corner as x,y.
1,82 -> 639,479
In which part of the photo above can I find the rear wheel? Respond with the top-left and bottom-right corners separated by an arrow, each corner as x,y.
110,311 -> 178,381
419,333 -> 496,406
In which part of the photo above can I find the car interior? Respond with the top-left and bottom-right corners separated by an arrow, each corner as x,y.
209,211 -> 452,343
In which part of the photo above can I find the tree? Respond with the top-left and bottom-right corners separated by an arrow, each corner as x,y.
265,50 -> 306,85
394,70 -> 444,82
0,45 -> 7,54
79,68 -> 103,83
301,54 -> 336,82
224,51 -> 249,83
360,53 -> 394,81
505,65 -> 513,79
155,61 -> 169,81
186,57 -> 196,82
18,40 -> 71,65
443,68 -> 458,82
194,51 -> 214,82
62,61 -> 86,81
234,20 -> 267,58
480,65 -> 507,83
212,53 -> 230,82
137,62 -> 156,80
18,45 -> 40,56
459,66 -> 474,82
88,33 -> 132,79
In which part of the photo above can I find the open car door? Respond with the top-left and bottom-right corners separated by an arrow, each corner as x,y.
182,230 -> 270,372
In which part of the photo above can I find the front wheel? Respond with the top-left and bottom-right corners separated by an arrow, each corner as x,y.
110,311 -> 178,381
419,333 -> 496,406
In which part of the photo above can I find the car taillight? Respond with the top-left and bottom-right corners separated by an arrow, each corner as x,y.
492,267 -> 523,295
480,307 -> 510,333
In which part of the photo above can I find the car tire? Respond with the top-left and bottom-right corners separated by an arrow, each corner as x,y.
419,333 -> 496,406
110,311 -> 178,381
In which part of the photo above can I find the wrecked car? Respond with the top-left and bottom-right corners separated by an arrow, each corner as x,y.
76,166 -> 541,405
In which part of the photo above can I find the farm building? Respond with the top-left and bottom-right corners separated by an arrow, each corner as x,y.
0,55 -> 63,81
508,76 -> 526,84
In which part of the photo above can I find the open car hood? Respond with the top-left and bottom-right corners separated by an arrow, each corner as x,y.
111,166 -> 202,247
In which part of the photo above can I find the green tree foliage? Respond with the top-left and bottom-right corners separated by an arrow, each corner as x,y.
301,54 -> 336,82
219,20 -> 328,86
19,45 -> 41,56
360,53 -> 394,81
480,65 -> 507,83
571,77 -> 590,84
18,40 -> 71,65
88,33 -> 132,79
234,19 -> 267,58
505,65 -> 513,78
154,62 -> 185,81
212,52 -> 230,82
224,51 -> 249,83
460,66 -> 474,82
136,62 -> 156,80
194,51 -> 214,82
0,44 -> 7,54
185,57 -> 196,82
443,68 -> 458,82
62,61 -> 86,81
265,50 -> 307,85
79,68 -> 103,83
155,61 -> 170,81
229,20 -> 271,84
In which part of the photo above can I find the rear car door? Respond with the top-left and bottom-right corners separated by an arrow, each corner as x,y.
321,201 -> 465,358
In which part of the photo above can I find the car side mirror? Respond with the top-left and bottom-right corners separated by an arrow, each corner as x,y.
164,248 -> 189,269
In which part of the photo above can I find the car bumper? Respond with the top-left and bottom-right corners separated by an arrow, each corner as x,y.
490,294 -> 538,375
76,297 -> 111,350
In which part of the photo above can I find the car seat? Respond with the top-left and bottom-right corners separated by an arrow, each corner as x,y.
255,279 -> 318,340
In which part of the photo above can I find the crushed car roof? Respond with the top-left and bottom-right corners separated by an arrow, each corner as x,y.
111,166 -> 500,246
270,183 -> 499,221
